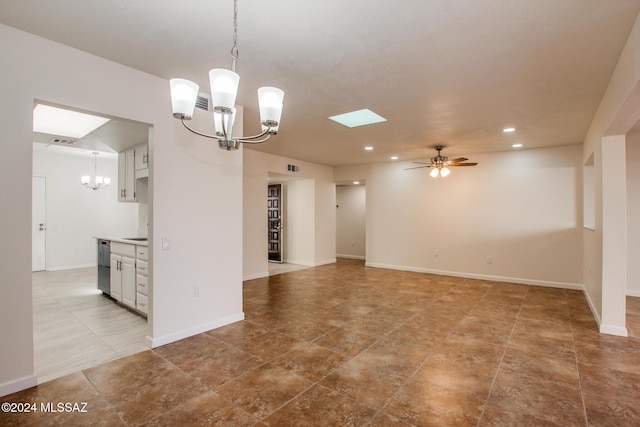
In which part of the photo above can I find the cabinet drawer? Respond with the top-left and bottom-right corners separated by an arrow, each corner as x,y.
136,294 -> 148,314
136,274 -> 148,296
111,242 -> 135,257
136,260 -> 148,275
136,245 -> 148,261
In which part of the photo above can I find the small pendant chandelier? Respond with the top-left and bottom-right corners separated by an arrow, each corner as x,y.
169,0 -> 284,150
81,152 -> 111,190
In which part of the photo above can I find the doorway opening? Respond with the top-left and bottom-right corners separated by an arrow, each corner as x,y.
335,182 -> 366,261
31,101 -> 152,383
267,183 -> 283,263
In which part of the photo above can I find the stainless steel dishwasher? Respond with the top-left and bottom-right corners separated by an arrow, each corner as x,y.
97,239 -> 111,295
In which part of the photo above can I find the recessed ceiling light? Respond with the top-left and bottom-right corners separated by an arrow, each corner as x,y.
33,104 -> 110,138
390,156 -> 398,160
503,127 -> 516,133
364,146 -> 374,151
512,143 -> 523,148
329,109 -> 387,128
353,181 -> 360,185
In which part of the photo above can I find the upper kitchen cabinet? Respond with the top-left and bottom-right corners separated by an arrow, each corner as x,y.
134,143 -> 148,179
118,147 -> 136,202
119,143 -> 149,203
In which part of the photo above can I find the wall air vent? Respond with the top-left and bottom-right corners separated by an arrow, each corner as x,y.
287,164 -> 299,172
51,137 -> 77,145
195,95 -> 210,111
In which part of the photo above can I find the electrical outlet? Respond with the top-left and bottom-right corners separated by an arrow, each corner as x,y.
486,256 -> 493,264
194,286 -> 200,297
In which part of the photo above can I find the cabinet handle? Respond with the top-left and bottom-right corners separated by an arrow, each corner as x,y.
143,154 -> 148,164
139,283 -> 146,287
139,302 -> 146,307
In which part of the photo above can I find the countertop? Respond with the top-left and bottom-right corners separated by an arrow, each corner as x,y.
94,236 -> 148,246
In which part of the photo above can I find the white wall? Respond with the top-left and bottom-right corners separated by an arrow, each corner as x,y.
33,148 -> 138,270
336,185 -> 366,259
243,148 -> 335,280
0,24 -> 243,396
282,179 -> 315,265
336,145 -> 583,287
627,132 -> 640,296
582,13 -> 640,333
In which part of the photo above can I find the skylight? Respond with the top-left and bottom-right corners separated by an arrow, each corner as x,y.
328,109 -> 387,128
33,104 -> 111,138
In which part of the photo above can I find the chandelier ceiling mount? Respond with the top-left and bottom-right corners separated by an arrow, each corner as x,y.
169,0 -> 284,150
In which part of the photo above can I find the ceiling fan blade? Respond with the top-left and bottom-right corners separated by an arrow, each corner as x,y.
449,157 -> 468,163
411,161 -> 432,165
404,165 -> 432,170
450,162 -> 478,166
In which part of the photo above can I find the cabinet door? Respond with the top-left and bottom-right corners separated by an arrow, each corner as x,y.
124,148 -> 136,202
110,254 -> 122,301
121,256 -> 136,308
135,144 -> 148,171
118,153 -> 127,202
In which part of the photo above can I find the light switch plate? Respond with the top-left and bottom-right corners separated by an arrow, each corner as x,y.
162,236 -> 171,250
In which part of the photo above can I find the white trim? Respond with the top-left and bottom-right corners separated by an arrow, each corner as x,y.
627,289 -> 640,297
599,323 -> 628,337
46,263 -> 95,272
147,312 -> 244,348
243,272 -> 269,281
284,258 -> 337,267
583,287 -> 602,325
314,258 -> 337,267
336,254 -> 366,260
0,374 -> 37,397
364,262 -> 584,290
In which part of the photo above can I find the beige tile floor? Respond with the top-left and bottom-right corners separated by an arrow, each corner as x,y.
5,259 -> 640,426
32,268 -> 148,383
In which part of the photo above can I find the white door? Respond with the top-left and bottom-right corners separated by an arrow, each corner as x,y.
32,176 -> 46,271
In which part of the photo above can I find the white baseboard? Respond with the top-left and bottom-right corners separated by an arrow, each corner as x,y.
284,258 -> 337,267
583,288 -> 602,326
599,323 -> 628,337
243,272 -> 269,281
0,374 -> 37,397
627,289 -> 640,297
364,262 -> 584,290
336,254 -> 366,260
46,263 -> 95,272
147,312 -> 245,348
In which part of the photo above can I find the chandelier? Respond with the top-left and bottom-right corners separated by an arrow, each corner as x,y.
169,0 -> 284,150
81,152 -> 111,190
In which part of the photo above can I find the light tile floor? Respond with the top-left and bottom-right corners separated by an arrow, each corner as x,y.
32,268 -> 148,383
5,259 -> 640,426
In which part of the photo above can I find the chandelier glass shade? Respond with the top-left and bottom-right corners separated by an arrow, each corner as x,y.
169,0 -> 284,150
81,152 -> 110,190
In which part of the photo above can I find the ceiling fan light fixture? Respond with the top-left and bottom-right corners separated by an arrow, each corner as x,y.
429,168 -> 439,178
440,167 -> 450,177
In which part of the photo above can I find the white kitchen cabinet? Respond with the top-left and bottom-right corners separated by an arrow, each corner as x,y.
134,143 -> 149,179
118,148 -> 136,202
135,245 -> 149,315
110,242 -> 136,309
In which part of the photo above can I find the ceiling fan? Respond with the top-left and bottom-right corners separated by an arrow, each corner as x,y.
405,145 -> 477,177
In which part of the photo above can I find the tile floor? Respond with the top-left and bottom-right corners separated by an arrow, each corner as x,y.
32,268 -> 148,383
5,259 -> 640,426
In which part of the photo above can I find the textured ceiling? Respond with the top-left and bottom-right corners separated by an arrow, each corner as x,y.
2,0 -> 640,166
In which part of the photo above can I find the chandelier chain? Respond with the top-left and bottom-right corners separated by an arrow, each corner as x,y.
231,0 -> 239,72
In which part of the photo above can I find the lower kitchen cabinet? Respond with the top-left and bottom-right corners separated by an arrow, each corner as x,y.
110,242 -> 136,309
136,246 -> 149,315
